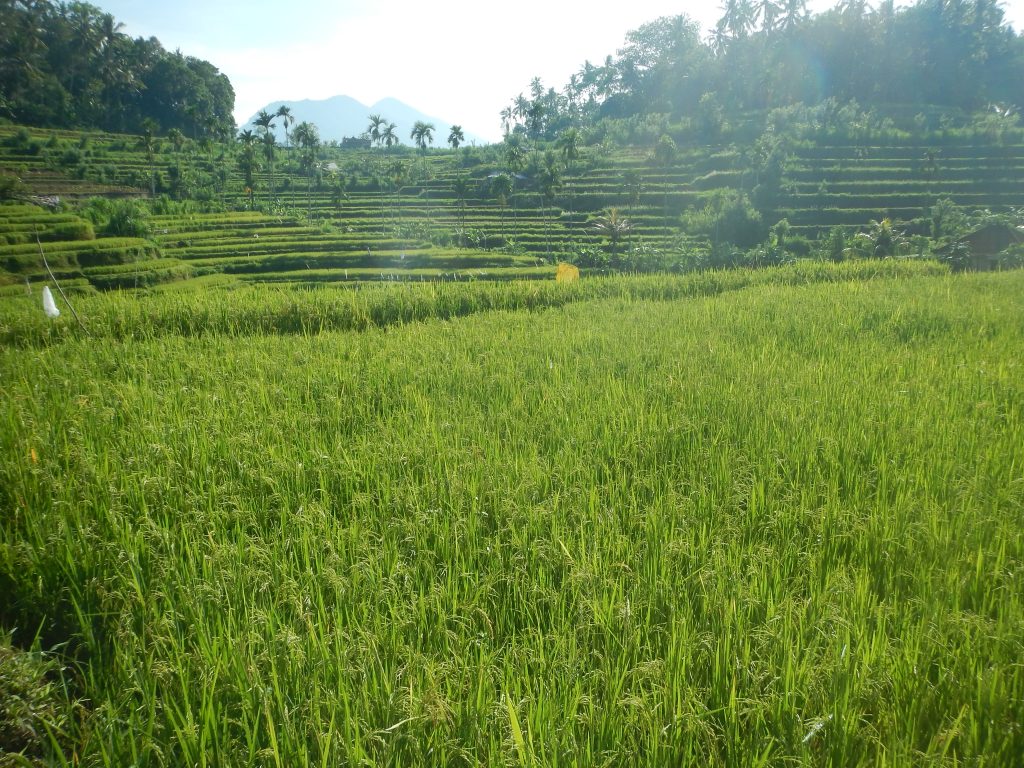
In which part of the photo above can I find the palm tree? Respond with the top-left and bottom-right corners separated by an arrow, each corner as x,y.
708,22 -> 731,55
719,0 -> 756,39
382,122 -> 399,152
501,134 -> 528,235
855,218 -> 907,258
503,133 -> 527,174
276,105 -> 293,147
448,125 -> 465,152
780,0 -> 808,31
292,120 -> 320,216
556,128 -> 581,208
330,173 -> 349,211
556,128 -> 581,170
366,114 -> 386,147
262,132 -> 276,208
452,175 -> 471,245
237,130 -> 259,207
513,93 -> 530,125
756,0 -> 781,31
591,208 -> 633,262
537,151 -> 563,260
623,170 -> 644,248
447,126 -> 467,241
490,172 -> 514,245
370,118 -> 397,234
253,109 -> 275,139
653,134 -> 677,233
388,159 -> 408,239
366,115 -> 392,231
410,121 -> 435,154
138,121 -> 157,197
594,56 -> 617,100
526,101 -> 545,140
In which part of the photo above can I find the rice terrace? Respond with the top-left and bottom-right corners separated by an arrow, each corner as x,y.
1,1 -> 1023,766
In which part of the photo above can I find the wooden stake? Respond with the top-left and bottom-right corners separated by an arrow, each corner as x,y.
36,232 -> 91,336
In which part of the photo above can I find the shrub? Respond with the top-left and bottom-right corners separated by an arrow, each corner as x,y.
682,189 -> 766,249
81,198 -> 152,239
0,632 -> 77,764
0,172 -> 25,201
998,244 -> 1024,269
51,220 -> 96,241
3,127 -> 32,149
58,147 -> 83,167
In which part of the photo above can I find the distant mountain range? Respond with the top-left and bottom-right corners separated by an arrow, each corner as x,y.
243,96 -> 486,147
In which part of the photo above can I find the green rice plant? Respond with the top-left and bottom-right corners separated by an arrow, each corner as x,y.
0,269 -> 1021,766
0,260 -> 945,347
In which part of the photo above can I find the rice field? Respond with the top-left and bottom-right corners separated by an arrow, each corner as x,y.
5,123 -> 1024,291
1,265 -> 1022,766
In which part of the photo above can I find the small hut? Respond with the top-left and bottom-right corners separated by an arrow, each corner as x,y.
937,222 -> 1024,270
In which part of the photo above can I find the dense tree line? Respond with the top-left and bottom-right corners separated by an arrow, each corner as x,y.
504,0 -> 1024,142
0,0 -> 235,140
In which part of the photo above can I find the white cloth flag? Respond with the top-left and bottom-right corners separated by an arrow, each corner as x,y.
42,285 -> 60,318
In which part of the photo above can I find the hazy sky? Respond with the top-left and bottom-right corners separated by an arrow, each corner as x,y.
101,0 -> 1024,142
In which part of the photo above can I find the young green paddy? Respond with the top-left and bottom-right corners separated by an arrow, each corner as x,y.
1,269 -> 1022,766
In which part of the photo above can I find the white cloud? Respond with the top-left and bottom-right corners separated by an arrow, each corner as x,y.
217,0 -> 691,140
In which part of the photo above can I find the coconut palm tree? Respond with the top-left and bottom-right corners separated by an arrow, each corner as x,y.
556,128 -> 581,170
237,130 -> 259,207
262,132 -> 276,208
452,174 -> 471,245
780,0 -> 808,31
366,114 -> 385,146
490,172 -> 514,245
448,125 -> 465,152
513,94 -> 530,125
276,105 -> 293,147
855,218 -> 907,258
708,22 -> 731,55
138,121 -> 157,197
503,133 -> 527,174
756,0 -> 781,31
365,113 -> 388,207
537,151 -> 563,260
719,0 -> 756,39
382,122 -> 399,152
292,120 -> 320,216
591,208 -> 633,262
410,121 -> 435,154
500,134 -> 528,235
556,128 -> 582,209
653,134 -> 677,233
388,159 -> 408,238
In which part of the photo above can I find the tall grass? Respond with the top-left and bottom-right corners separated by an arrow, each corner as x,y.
1,269 -> 1021,765
0,259 -> 946,348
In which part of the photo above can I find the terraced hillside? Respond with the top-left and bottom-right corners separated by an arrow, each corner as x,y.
2,122 -> 1023,291
779,143 -> 1024,237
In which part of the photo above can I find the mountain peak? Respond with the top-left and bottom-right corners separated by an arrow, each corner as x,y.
244,96 -> 483,145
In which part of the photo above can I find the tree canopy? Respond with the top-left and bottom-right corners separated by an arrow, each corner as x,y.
0,0 -> 235,140
501,0 -> 1024,141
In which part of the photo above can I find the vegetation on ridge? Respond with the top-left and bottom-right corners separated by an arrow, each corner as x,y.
0,1 -> 234,139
